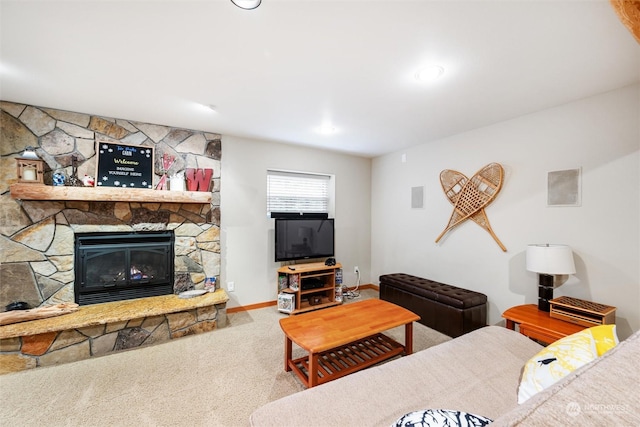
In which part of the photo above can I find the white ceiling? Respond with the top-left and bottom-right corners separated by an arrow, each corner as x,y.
1,0 -> 639,158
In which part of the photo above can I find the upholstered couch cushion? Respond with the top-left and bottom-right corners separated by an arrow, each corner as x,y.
493,328 -> 640,426
250,326 -> 542,426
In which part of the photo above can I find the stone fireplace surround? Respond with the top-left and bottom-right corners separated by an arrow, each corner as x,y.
0,101 -> 225,373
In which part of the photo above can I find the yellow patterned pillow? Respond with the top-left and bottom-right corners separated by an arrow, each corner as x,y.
517,328 -> 597,403
589,324 -> 619,356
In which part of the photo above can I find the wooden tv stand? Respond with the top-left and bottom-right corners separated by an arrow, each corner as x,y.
277,262 -> 342,314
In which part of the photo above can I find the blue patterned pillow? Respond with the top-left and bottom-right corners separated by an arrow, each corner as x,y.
392,409 -> 493,427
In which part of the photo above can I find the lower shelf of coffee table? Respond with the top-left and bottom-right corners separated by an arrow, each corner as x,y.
288,333 -> 405,387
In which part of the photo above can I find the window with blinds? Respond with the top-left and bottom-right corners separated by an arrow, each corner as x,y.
267,170 -> 331,215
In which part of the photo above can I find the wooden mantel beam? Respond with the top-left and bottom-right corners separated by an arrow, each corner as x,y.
9,183 -> 212,204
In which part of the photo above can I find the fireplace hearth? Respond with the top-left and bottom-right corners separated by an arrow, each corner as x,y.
74,231 -> 175,305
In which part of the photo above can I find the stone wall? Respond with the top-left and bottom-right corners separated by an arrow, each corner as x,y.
0,101 -> 221,310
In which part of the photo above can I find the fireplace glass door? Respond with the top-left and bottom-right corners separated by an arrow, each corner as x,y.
75,231 -> 174,305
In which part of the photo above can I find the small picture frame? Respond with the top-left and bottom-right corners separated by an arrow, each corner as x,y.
547,168 -> 581,207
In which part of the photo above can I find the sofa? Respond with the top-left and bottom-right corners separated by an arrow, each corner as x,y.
250,326 -> 640,426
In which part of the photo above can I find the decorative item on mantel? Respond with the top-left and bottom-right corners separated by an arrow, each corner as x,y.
0,303 -> 79,326
178,289 -> 207,299
186,168 -> 214,191
435,162 -> 506,251
67,155 -> 82,187
204,277 -> 217,292
96,142 -> 154,189
52,169 -> 67,186
156,153 -> 176,190
82,175 -> 95,187
15,147 -> 44,184
169,171 -> 186,191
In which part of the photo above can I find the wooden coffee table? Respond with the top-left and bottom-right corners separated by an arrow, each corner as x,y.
279,298 -> 420,388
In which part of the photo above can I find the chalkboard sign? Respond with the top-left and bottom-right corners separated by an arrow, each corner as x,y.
95,142 -> 154,189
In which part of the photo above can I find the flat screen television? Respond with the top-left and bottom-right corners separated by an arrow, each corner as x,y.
275,218 -> 335,262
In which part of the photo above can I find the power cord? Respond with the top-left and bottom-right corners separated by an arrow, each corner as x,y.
343,269 -> 360,299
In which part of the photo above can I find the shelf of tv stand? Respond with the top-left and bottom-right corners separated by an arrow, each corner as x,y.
279,290 -> 338,314
299,285 -> 335,295
9,183 -> 211,204
277,262 -> 342,315
281,284 -> 335,295
295,300 -> 338,314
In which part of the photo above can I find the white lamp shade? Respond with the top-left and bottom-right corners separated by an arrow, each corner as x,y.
526,244 -> 576,275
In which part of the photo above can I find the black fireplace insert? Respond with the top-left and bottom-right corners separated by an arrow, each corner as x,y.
74,231 -> 175,305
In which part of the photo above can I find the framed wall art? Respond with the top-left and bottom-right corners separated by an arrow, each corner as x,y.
547,168 -> 581,207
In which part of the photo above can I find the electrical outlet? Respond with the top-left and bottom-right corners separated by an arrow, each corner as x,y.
354,266 -> 359,275
227,281 -> 235,292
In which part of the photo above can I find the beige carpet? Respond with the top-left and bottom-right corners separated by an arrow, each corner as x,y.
0,290 -> 450,427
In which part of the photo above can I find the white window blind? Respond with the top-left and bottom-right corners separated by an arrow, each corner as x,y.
267,170 -> 330,214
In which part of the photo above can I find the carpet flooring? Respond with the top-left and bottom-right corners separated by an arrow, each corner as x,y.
0,289 -> 450,426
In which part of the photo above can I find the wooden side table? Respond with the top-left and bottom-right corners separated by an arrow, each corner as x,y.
502,304 -> 586,345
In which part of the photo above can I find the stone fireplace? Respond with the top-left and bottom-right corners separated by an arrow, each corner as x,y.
0,101 -> 221,310
0,100 -> 226,374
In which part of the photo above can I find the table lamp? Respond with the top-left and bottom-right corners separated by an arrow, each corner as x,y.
526,244 -> 576,312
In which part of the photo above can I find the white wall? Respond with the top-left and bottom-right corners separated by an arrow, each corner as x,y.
221,136 -> 371,309
371,84 -> 640,339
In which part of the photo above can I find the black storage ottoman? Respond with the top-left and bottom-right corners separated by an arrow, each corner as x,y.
379,273 -> 487,338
